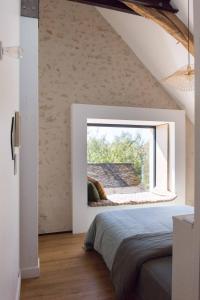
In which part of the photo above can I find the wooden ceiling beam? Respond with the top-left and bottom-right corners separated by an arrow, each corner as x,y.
121,0 -> 178,13
68,0 -> 177,14
123,1 -> 194,55
68,0 -> 138,15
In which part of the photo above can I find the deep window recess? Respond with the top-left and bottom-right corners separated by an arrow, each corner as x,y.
87,124 -> 156,198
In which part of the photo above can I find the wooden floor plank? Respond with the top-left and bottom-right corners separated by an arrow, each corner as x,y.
21,233 -> 116,300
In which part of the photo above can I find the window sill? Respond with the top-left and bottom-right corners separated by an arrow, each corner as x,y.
88,191 -> 176,207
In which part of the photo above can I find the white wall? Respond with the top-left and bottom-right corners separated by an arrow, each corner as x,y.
193,0 -> 200,297
0,1 -> 20,300
97,4 -> 194,122
20,17 -> 39,279
172,1 -> 200,298
172,214 -> 195,300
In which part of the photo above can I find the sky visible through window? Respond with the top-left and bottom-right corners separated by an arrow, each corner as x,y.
87,126 -> 152,144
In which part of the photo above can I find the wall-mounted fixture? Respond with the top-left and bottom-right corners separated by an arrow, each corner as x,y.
11,112 -> 21,175
0,41 -> 23,60
14,112 -> 21,147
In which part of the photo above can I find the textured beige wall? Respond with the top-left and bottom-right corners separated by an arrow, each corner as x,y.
39,0 -> 194,233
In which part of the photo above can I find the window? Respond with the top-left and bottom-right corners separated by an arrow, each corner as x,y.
72,104 -> 185,233
87,124 -> 156,198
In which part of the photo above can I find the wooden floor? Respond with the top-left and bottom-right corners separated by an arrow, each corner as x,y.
21,233 -> 116,300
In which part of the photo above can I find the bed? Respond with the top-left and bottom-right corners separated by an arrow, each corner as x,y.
85,205 -> 193,300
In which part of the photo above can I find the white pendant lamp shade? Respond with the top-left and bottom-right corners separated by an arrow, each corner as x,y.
162,0 -> 194,92
162,64 -> 194,92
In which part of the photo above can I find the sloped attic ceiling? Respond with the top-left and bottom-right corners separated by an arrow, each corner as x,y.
96,0 -> 194,122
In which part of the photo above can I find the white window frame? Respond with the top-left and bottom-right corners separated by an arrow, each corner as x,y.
155,123 -> 169,192
87,123 -> 156,192
71,104 -> 185,233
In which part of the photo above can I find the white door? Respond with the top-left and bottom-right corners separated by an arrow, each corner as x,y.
0,1 -> 20,300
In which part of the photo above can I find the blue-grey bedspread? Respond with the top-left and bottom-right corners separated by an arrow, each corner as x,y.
111,232 -> 172,300
85,205 -> 193,271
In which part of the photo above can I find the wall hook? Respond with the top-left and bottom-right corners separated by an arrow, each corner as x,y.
0,41 -> 23,60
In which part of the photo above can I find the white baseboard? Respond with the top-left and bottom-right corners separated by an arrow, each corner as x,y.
21,258 -> 40,279
15,273 -> 21,300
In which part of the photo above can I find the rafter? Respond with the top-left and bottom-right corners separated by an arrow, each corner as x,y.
122,0 -> 178,13
68,0 -> 177,14
123,1 -> 194,56
68,0 -> 138,14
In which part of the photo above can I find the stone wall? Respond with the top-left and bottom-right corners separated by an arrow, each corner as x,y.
39,0 -> 193,233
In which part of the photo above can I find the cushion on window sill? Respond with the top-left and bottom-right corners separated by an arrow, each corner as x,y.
88,176 -> 108,200
88,181 -> 101,203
